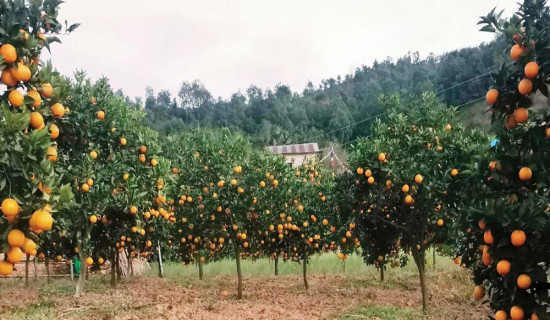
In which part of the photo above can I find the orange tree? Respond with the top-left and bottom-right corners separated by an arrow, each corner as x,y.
457,2 -> 550,319
0,0 -> 76,277
346,93 -> 489,313
335,169 -> 407,281
164,129 -> 259,298
277,161 -> 334,290
55,74 -> 161,294
252,153 -> 294,276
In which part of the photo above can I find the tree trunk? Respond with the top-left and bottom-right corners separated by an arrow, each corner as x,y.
75,252 -> 87,297
110,250 -> 117,287
432,246 -> 436,269
25,254 -> 29,287
116,251 -> 122,281
303,250 -> 309,291
129,252 -> 134,277
274,253 -> 279,276
70,259 -> 74,281
412,248 -> 429,313
45,257 -> 51,284
33,256 -> 37,280
157,241 -> 164,278
198,258 -> 204,280
235,249 -> 243,299
380,265 -> 385,282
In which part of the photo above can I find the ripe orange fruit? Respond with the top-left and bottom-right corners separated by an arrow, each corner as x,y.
402,184 -> 410,193
7,229 -> 25,247
46,146 -> 57,162
510,44 -> 526,60
50,123 -> 59,139
517,274 -> 531,289
511,230 -> 526,247
30,112 -> 44,129
514,108 -> 528,123
482,246 -> 492,266
151,158 -> 158,167
140,145 -> 147,154
273,180 -> 279,187
172,167 -> 179,174
40,83 -> 53,97
11,62 -> 31,82
495,310 -> 507,320
484,230 -> 494,244
27,90 -> 42,107
368,176 -> 375,184
139,154 -> 145,163
85,257 -> 93,266
518,78 -> 533,95
445,124 -> 452,131
0,44 -> 17,63
8,89 -> 23,107
98,257 -> 104,265
414,174 -> 423,184
90,150 -> 98,159
0,260 -> 13,275
130,206 -> 138,214
473,285 -> 484,300
81,183 -> 89,192
525,61 -> 539,78
23,238 -> 36,254
1,68 -> 17,87
531,313 -> 539,320
486,89 -> 498,104
120,137 -> 127,145
378,153 -> 386,161
496,260 -> 511,276
404,195 -> 414,205
436,219 -> 444,227
29,209 -> 53,231
505,114 -> 518,130
86,178 -> 93,186
97,110 -> 105,119
451,169 -> 458,177
519,167 -> 532,181
89,215 -> 97,224
510,306 -> 524,320
7,246 -> 23,263
1,198 -> 19,216
364,169 -> 372,177
357,167 -> 364,175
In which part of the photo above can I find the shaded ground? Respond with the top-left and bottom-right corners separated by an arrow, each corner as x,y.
0,265 -> 487,320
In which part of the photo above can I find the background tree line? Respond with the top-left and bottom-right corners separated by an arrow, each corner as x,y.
131,38 -> 508,146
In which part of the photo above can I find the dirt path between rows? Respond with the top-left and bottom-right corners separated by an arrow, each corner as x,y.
0,271 -> 488,319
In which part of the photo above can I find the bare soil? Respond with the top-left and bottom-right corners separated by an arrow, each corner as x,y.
0,270 -> 488,320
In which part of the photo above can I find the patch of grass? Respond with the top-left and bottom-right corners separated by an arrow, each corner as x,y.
3,300 -> 56,320
339,306 -> 423,320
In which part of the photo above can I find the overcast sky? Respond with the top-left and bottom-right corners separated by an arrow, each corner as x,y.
46,1 -> 517,101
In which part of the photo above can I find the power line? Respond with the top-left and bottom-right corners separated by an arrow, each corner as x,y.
456,96 -> 486,109
297,111 -> 387,144
434,71 -> 492,96
295,71 -> 495,144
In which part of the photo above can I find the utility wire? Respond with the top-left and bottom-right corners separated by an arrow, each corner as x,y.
294,70 -> 495,145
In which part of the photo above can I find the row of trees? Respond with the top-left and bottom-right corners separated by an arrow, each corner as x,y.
1,2 -> 548,320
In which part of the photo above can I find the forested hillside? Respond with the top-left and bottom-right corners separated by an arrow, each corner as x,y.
142,38 -> 508,146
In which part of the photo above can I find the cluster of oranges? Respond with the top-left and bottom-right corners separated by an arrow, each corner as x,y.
479,23 -> 544,320
0,21 -> 64,275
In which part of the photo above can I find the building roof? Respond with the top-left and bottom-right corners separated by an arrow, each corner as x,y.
266,143 -> 320,155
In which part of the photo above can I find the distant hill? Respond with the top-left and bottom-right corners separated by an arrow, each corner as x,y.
142,38 -> 511,146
